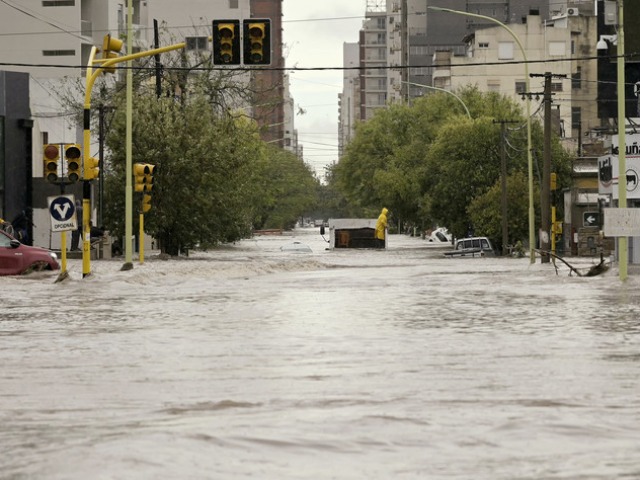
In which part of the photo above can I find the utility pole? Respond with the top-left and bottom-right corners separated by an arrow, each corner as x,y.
530,72 -> 566,263
494,119 -> 518,256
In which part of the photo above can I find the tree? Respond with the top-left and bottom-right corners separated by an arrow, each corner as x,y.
249,145 -> 319,230
104,95 -> 263,255
333,86 -> 575,244
468,171 -> 538,253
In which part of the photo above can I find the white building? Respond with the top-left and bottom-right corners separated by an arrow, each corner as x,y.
431,10 -> 599,148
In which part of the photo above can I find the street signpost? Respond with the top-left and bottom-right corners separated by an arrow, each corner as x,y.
583,212 -> 600,227
48,194 -> 77,233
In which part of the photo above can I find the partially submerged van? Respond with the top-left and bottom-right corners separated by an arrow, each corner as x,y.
320,218 -> 384,249
444,236 -> 495,257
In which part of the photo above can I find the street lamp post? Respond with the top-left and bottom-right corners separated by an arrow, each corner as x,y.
427,6 -> 535,263
401,81 -> 471,119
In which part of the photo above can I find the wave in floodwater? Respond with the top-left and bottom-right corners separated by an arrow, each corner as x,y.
1,230 -> 640,479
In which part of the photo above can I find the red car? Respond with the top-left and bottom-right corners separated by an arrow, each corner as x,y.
0,229 -> 60,275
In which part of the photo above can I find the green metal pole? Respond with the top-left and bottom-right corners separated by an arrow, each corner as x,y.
122,0 -> 134,271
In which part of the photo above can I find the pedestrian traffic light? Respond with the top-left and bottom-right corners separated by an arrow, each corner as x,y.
133,163 -> 155,193
43,144 -> 60,183
142,194 -> 152,213
84,156 -> 100,181
64,143 -> 81,183
243,19 -> 270,65
212,20 -> 240,65
100,34 -> 124,74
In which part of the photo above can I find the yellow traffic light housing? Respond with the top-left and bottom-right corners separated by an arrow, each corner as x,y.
142,194 -> 152,213
84,156 -> 100,181
64,143 -> 81,183
134,163 -> 155,193
243,19 -> 271,65
43,144 -> 60,183
213,20 -> 240,65
100,34 -> 124,74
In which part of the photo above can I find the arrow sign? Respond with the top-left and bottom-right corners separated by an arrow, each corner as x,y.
48,194 -> 78,232
583,211 -> 600,227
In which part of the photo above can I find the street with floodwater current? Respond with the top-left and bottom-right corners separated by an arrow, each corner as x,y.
1,228 -> 639,479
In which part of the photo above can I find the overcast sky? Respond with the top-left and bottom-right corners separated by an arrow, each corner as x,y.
281,1 -> 366,180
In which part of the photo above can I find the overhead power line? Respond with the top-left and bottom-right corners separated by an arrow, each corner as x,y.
2,51 -> 638,74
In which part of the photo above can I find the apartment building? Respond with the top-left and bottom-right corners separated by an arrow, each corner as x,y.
339,0 -> 555,155
338,42 -> 360,157
432,10 -> 599,147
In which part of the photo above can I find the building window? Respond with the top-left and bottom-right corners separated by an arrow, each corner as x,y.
515,81 -> 526,93
498,42 -> 514,60
478,42 -> 489,48
551,82 -> 563,92
572,67 -> 582,90
410,45 -> 431,56
43,50 -> 75,56
487,80 -> 501,92
229,0 -> 238,7
42,0 -> 75,6
572,107 -> 581,131
186,37 -> 208,51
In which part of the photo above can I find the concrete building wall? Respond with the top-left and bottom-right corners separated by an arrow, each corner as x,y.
339,42 -> 360,157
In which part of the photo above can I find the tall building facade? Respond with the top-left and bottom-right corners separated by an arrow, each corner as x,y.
250,0 -> 289,149
338,42 -> 360,157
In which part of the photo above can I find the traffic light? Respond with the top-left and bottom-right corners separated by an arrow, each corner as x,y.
43,144 -> 60,183
243,19 -> 270,65
142,194 -> 152,213
100,34 -> 124,74
133,163 -> 155,193
212,20 -> 240,65
84,156 -> 100,181
64,143 -> 81,183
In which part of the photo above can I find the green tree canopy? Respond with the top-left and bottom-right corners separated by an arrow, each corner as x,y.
331,86 -> 574,247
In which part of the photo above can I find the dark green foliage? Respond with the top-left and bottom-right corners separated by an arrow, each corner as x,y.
331,85 -> 574,246
103,96 -> 317,255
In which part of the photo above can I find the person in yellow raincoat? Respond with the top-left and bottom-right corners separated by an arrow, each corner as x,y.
375,207 -> 388,248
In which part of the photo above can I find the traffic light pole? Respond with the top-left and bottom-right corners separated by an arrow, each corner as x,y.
83,40 -> 186,277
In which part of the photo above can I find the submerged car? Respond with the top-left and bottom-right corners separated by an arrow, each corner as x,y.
0,230 -> 60,275
443,236 -> 495,258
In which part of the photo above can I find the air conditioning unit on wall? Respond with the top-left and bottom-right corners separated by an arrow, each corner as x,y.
567,7 -> 579,16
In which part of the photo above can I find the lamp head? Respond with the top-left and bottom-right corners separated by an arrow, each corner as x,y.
597,35 -> 617,50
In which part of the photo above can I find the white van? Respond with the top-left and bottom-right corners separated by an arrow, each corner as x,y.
444,236 -> 495,257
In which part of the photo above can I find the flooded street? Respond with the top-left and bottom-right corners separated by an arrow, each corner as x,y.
1,228 -> 639,479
